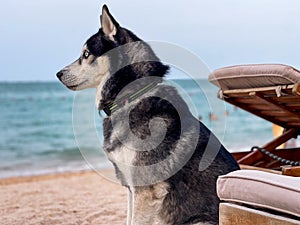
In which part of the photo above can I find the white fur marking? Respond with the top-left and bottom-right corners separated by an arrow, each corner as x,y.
59,47 -> 111,91
107,146 -> 136,166
95,70 -> 111,106
130,183 -> 169,225
126,188 -> 133,225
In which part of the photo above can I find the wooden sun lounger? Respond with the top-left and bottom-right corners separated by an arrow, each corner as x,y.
211,64 -> 300,224
209,64 -> 300,170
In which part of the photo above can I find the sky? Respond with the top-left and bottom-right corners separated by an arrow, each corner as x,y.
1,0 -> 300,81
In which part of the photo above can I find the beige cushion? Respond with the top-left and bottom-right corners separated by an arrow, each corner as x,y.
209,64 -> 300,90
217,170 -> 300,217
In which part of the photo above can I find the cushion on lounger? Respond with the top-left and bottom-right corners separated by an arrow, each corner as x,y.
217,170 -> 300,218
209,64 -> 300,90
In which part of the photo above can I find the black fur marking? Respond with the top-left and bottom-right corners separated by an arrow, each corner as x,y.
86,30 -> 117,57
128,95 -> 182,165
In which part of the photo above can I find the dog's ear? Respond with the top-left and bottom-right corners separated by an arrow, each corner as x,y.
101,5 -> 119,40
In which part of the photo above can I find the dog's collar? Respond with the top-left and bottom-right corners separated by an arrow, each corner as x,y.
100,81 -> 158,116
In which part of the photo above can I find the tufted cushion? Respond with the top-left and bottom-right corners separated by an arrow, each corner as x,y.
209,64 -> 300,90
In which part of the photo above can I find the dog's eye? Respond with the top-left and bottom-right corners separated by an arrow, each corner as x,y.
83,50 -> 90,59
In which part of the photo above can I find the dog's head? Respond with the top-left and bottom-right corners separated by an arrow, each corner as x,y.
56,5 -> 123,91
57,5 -> 169,108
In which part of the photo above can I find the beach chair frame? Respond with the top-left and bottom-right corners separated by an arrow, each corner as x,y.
209,64 -> 300,170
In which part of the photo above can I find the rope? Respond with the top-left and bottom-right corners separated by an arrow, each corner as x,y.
251,146 -> 300,166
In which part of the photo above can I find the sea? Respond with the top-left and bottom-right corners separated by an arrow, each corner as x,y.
0,80 -> 275,179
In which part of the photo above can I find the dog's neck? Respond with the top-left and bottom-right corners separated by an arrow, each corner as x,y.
95,70 -> 111,109
100,81 -> 159,116
95,41 -> 169,114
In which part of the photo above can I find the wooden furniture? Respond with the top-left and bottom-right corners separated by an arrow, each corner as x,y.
217,170 -> 300,225
219,203 -> 300,225
211,64 -> 300,224
209,64 -> 300,170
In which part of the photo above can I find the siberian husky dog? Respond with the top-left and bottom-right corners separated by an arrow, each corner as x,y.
57,5 -> 239,225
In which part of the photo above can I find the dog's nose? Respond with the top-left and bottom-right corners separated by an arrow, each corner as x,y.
56,71 -> 64,80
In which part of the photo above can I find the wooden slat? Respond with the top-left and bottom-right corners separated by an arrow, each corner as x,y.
247,104 -> 279,110
255,93 -> 300,121
223,96 -> 300,128
274,118 -> 300,123
271,96 -> 300,103
285,107 -> 300,112
225,98 -> 288,128
239,164 -> 282,174
219,203 -> 300,225
230,97 -> 263,104
275,148 -> 300,158
259,111 -> 294,116
273,118 -> 299,122
288,122 -> 300,127
285,103 -> 300,107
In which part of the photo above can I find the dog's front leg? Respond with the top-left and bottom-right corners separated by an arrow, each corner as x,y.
130,187 -> 155,225
130,183 -> 169,225
126,187 -> 133,225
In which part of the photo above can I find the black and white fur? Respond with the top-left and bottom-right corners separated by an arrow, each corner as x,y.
57,5 -> 239,225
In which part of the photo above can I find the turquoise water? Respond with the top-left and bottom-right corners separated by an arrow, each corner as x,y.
0,80 -> 273,178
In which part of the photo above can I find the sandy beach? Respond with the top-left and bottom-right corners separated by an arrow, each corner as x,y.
0,170 -> 127,225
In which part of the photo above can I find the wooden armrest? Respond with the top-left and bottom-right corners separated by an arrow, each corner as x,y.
282,166 -> 300,177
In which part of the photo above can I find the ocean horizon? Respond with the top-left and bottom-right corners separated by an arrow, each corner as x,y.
0,80 -> 276,178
